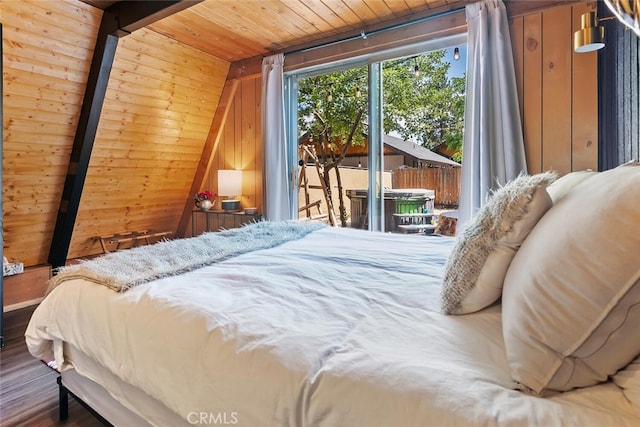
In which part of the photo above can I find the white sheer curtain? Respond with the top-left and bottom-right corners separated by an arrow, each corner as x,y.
261,53 -> 291,221
458,0 -> 527,230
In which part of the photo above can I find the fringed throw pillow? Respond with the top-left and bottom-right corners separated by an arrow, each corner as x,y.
440,171 -> 557,314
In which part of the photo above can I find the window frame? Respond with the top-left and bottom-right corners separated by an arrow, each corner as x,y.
284,29 -> 467,230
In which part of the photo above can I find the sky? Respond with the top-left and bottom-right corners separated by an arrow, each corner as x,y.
445,45 -> 467,79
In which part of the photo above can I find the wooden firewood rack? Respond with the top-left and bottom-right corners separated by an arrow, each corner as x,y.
298,144 -> 337,225
93,230 -> 172,254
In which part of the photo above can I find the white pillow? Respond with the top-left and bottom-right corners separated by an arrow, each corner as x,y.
440,172 -> 556,314
546,169 -> 598,203
502,161 -> 640,394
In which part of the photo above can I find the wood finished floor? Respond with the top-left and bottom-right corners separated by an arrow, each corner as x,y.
0,305 -> 103,427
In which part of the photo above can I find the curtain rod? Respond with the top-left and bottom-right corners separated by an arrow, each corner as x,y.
285,6 -> 466,57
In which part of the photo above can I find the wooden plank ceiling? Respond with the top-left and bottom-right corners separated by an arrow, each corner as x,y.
88,0 -> 469,63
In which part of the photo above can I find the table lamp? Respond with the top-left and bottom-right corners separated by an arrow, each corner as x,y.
218,169 -> 242,211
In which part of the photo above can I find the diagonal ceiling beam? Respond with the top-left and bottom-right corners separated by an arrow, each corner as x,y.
48,1 -> 202,269
176,79 -> 239,238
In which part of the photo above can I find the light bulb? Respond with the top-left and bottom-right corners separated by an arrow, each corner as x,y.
453,47 -> 460,61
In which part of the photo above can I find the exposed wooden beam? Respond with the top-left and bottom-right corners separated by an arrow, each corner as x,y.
177,80 -> 239,238
80,0 -> 120,10
227,0 -> 585,81
48,1 -> 201,269
505,0 -> 583,18
48,17 -> 118,270
228,56 -> 263,81
110,1 -> 204,35
228,2 -> 466,80
286,11 -> 467,72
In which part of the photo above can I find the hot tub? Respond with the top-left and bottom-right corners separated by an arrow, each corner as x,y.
346,188 -> 435,231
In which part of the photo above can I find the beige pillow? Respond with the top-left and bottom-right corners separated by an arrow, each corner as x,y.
613,356 -> 640,412
440,172 -> 556,315
502,161 -> 640,395
546,169 -> 598,203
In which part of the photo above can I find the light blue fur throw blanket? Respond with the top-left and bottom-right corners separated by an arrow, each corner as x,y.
48,220 -> 326,293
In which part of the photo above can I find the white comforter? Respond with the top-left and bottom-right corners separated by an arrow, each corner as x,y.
25,226 -> 640,426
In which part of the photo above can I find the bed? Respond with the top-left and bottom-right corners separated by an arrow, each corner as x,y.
25,163 -> 640,426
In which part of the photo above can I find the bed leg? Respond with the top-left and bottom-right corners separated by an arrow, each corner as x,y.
57,376 -> 69,421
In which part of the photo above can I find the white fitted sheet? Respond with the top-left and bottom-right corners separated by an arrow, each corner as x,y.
26,226 -> 640,426
61,369 -> 152,427
61,343 -> 188,426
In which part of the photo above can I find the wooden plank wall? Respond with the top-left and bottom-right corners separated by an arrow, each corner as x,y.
1,0 -> 600,270
193,78 -> 262,236
67,28 -> 229,258
207,1 -> 598,219
2,0 -> 102,266
2,0 -> 231,264
509,1 -> 598,175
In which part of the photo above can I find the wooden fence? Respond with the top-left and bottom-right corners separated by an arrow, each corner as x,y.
393,167 -> 461,207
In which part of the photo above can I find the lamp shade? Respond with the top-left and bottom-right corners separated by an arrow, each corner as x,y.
218,169 -> 242,197
574,12 -> 605,53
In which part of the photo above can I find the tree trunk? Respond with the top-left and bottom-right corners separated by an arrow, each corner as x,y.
334,167 -> 348,227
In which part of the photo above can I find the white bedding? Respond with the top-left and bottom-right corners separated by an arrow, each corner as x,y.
25,226 -> 640,426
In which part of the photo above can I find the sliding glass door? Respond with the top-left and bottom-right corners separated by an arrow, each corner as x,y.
288,61 -> 384,230
286,34 -> 466,233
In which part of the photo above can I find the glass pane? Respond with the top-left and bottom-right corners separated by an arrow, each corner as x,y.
294,45 -> 466,233
380,46 -> 465,234
296,65 -> 370,228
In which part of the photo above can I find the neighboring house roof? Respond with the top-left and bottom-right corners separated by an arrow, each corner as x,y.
383,134 -> 461,167
432,141 -> 460,161
298,132 -> 461,168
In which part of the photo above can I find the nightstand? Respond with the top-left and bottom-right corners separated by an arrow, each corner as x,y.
191,210 -> 262,236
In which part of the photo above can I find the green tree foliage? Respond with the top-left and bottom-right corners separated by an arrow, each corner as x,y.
297,50 -> 465,161
298,66 -> 369,150
445,76 -> 465,162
